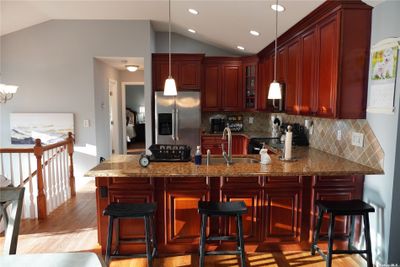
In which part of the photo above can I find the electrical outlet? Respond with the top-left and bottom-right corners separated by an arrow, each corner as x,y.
249,117 -> 254,124
337,130 -> 342,141
351,132 -> 364,147
83,119 -> 90,128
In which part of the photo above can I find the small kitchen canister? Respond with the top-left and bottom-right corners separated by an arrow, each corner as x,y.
259,144 -> 271,165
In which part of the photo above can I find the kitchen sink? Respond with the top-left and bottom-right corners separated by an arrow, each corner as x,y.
209,157 -> 259,165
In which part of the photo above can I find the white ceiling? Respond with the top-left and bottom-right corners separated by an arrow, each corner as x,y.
1,0 -> 383,54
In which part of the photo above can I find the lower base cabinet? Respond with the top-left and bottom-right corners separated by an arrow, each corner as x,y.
95,175 -> 364,253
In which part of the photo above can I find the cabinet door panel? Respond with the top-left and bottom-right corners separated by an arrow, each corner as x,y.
300,28 -> 316,115
109,191 -> 154,239
221,190 -> 262,241
285,39 -> 301,114
264,190 -> 301,241
203,65 -> 220,111
180,61 -> 201,90
222,65 -> 242,111
166,190 -> 209,243
316,16 -> 339,117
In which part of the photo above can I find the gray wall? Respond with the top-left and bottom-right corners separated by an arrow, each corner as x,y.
93,58 -> 119,157
126,85 -> 145,113
365,1 -> 400,264
156,32 -> 239,56
1,20 -> 154,178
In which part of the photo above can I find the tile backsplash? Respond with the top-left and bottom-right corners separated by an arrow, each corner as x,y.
202,112 -> 384,170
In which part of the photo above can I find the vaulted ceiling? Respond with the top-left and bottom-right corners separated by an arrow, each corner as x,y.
1,0 -> 382,54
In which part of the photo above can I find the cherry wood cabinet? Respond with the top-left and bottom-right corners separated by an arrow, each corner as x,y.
310,175 -> 364,238
201,134 -> 248,155
257,0 -> 372,119
299,27 -> 317,115
152,54 -> 204,91
242,56 -> 259,111
285,39 -> 301,114
95,175 -> 365,254
202,58 -> 243,111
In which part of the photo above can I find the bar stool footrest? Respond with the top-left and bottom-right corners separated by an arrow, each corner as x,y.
205,250 -> 241,256
207,235 -> 237,242
119,238 -> 146,243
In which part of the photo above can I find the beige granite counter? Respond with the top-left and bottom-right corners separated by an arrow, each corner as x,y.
86,147 -> 383,178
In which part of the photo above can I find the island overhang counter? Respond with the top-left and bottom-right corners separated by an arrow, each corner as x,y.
86,147 -> 382,254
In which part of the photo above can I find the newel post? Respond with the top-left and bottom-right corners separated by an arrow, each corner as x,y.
67,132 -> 76,197
33,139 -> 47,219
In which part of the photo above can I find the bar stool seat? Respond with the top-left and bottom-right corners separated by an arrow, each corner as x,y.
198,201 -> 247,267
311,199 -> 375,267
104,202 -> 157,217
103,202 -> 157,267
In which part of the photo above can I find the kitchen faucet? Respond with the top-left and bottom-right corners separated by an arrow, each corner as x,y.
221,127 -> 232,165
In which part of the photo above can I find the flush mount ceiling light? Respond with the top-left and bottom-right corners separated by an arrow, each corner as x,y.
271,4 -> 285,12
250,30 -> 260,36
188,8 -> 199,15
268,0 -> 282,103
237,46 -> 245,50
125,65 -> 139,72
188,28 -> 196,34
0,83 -> 18,103
164,0 -> 177,96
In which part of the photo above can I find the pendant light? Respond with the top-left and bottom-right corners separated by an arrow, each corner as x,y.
268,0 -> 282,101
164,0 -> 177,96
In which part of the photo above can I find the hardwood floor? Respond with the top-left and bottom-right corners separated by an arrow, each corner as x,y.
1,180 -> 366,266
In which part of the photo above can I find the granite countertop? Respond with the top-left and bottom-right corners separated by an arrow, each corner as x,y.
85,147 -> 383,178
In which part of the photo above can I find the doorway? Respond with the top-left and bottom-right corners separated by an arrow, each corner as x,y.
108,79 -> 119,154
122,82 -> 146,154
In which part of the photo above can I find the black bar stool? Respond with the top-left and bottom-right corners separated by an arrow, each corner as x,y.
311,199 -> 375,267
103,202 -> 157,267
198,201 -> 248,267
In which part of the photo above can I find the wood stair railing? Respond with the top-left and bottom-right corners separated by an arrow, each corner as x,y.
0,132 -> 75,219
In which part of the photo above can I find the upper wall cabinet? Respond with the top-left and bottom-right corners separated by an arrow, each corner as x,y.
152,54 -> 204,91
242,56 -> 259,111
257,0 -> 372,119
202,57 -> 243,111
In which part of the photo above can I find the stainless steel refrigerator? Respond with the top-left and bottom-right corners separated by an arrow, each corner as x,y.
154,91 -> 201,154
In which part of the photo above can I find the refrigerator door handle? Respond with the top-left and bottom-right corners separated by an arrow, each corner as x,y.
171,109 -> 176,141
175,109 -> 180,141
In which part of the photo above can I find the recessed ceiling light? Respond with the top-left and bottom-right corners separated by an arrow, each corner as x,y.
188,8 -> 199,15
126,65 -> 139,72
250,30 -> 260,36
188,29 -> 196,34
237,46 -> 245,51
271,4 -> 285,12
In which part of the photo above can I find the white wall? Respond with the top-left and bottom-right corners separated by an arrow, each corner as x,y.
1,20 -> 154,177
93,58 -> 119,157
365,1 -> 400,264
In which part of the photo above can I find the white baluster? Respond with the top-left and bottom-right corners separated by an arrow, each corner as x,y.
27,153 -> 36,218
18,153 -> 23,186
64,146 -> 70,199
48,150 -> 55,213
1,153 -> 4,176
61,147 -> 67,201
9,153 -> 14,186
56,148 -> 62,206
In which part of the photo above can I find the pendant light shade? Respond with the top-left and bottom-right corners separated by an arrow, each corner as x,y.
268,81 -> 282,99
268,0 -> 282,100
164,0 -> 177,96
164,77 -> 177,96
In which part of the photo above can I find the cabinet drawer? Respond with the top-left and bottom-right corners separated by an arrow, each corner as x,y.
314,175 -> 361,187
165,177 -> 209,188
266,176 -> 301,185
109,177 -> 154,189
221,176 -> 262,188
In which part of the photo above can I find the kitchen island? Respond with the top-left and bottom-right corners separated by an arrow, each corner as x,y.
86,148 -> 382,254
